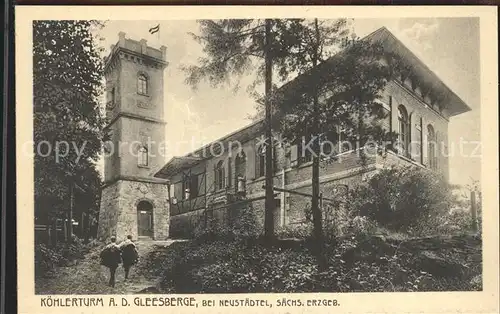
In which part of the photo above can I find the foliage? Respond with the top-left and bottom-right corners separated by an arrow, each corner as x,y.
271,38 -> 398,151
300,202 -> 380,239
35,235 -> 97,278
346,166 -> 458,235
184,19 -> 321,240
260,21 -> 399,269
33,20 -> 106,227
276,222 -> 314,239
183,19 -> 333,92
152,234 -> 481,293
193,204 -> 260,241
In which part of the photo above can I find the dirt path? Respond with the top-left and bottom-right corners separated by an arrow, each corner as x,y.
35,240 -> 178,295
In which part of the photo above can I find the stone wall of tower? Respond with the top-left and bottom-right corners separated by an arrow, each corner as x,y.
118,117 -> 166,179
98,180 -> 169,241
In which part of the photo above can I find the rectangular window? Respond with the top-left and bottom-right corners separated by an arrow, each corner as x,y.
298,137 -> 312,164
259,152 -> 265,177
256,145 -> 278,177
138,147 -> 148,167
182,177 -> 189,200
174,182 -> 183,201
415,122 -> 422,163
138,75 -> 148,95
190,175 -> 199,198
227,157 -> 232,187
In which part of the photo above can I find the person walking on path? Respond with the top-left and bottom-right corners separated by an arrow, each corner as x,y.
119,235 -> 139,280
100,236 -> 122,287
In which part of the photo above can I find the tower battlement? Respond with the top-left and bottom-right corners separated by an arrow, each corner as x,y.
104,32 -> 167,75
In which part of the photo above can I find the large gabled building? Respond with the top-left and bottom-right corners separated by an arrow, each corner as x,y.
98,27 -> 471,241
154,27 -> 471,238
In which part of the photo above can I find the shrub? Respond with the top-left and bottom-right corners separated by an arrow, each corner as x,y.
347,166 -> 456,235
35,243 -> 64,277
193,203 -> 260,241
286,201 -> 380,239
35,236 -> 92,278
276,222 -> 314,239
154,234 -> 481,293
322,200 -> 354,238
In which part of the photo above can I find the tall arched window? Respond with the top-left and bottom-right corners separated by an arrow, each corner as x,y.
235,151 -> 246,192
416,117 -> 423,164
257,145 -> 266,178
397,105 -> 409,156
427,124 -> 437,170
214,160 -> 225,190
138,146 -> 148,167
137,74 -> 148,95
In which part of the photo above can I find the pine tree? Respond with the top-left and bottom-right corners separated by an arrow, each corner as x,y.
183,19 -> 305,240
267,20 -> 399,270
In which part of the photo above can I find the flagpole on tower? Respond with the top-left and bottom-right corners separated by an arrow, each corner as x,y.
149,23 -> 160,43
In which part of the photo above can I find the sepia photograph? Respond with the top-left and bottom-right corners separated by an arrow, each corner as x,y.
15,5 -> 498,314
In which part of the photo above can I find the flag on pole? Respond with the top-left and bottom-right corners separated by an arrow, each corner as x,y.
149,24 -> 160,35
149,24 -> 160,41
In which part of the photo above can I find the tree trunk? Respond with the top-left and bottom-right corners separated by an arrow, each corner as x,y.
68,182 -> 74,243
63,214 -> 68,243
311,18 -> 327,271
471,191 -> 478,233
52,218 -> 58,246
264,18 -> 275,241
84,211 -> 90,244
46,213 -> 51,245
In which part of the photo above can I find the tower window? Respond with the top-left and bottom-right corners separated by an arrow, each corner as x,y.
138,74 -> 148,95
138,146 -> 148,167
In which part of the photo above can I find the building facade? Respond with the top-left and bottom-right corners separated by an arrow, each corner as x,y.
98,27 -> 471,240
153,27 -> 471,238
98,32 -> 170,241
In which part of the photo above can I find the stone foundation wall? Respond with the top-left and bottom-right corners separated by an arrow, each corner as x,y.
98,179 -> 169,241
98,182 -> 121,241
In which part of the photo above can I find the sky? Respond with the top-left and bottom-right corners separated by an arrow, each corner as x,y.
97,18 -> 480,187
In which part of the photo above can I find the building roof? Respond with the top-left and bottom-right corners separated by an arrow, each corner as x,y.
154,26 -> 472,179
155,119 -> 264,178
156,156 -> 204,178
366,27 -> 471,117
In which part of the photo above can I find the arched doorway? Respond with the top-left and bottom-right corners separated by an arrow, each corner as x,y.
137,200 -> 153,238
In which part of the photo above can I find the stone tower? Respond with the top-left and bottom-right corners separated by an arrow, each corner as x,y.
98,32 -> 169,241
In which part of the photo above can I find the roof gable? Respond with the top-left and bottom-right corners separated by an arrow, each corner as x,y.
366,27 -> 471,116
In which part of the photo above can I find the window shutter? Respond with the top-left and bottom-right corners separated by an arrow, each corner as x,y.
190,174 -> 199,198
227,157 -> 232,187
290,144 -> 298,167
435,132 -> 440,172
174,182 -> 183,201
198,172 -> 206,196
213,164 -> 217,191
388,96 -> 393,134
255,148 -> 261,178
408,113 -> 412,157
414,117 -> 422,163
